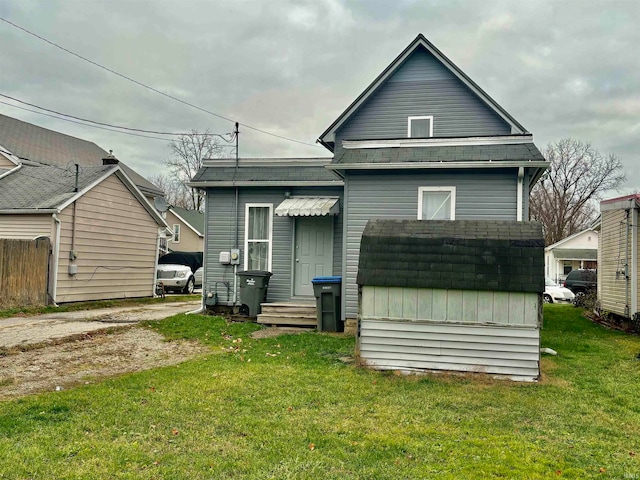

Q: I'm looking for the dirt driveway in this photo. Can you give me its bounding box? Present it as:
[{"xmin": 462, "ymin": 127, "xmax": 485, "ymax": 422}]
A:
[{"xmin": 0, "ymin": 300, "xmax": 209, "ymax": 399}]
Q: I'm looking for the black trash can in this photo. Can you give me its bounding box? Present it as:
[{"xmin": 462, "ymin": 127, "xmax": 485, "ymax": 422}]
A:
[
  {"xmin": 237, "ymin": 270, "xmax": 272, "ymax": 317},
  {"xmin": 312, "ymin": 276, "xmax": 343, "ymax": 332}
]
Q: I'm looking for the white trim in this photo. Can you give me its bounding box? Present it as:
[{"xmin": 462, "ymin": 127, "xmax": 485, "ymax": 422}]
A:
[
  {"xmin": 169, "ymin": 208, "xmax": 203, "ymax": 237},
  {"xmin": 326, "ymin": 160, "xmax": 548, "ymax": 171},
  {"xmin": 408, "ymin": 116, "xmax": 433, "ymax": 138},
  {"xmin": 417, "ymin": 186, "xmax": 456, "ymax": 220},
  {"xmin": 517, "ymin": 167, "xmax": 524, "ymax": 222},
  {"xmin": 51, "ymin": 213, "xmax": 61, "ymax": 304},
  {"xmin": 244, "ymin": 203, "xmax": 273, "ymax": 271},
  {"xmin": 172, "ymin": 224, "xmax": 181, "ymax": 243},
  {"xmin": 632, "ymin": 206, "xmax": 638, "ymax": 316},
  {"xmin": 343, "ymin": 134, "xmax": 534, "ymax": 149},
  {"xmin": 0, "ymin": 144, "xmax": 20, "ymax": 166},
  {"xmin": 0, "ymin": 164, "xmax": 21, "ymax": 181}
]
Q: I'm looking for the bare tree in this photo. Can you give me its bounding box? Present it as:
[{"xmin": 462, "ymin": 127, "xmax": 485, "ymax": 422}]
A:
[
  {"xmin": 165, "ymin": 130, "xmax": 223, "ymax": 211},
  {"xmin": 147, "ymin": 173, "xmax": 192, "ymax": 209},
  {"xmin": 530, "ymin": 138, "xmax": 626, "ymax": 245}
]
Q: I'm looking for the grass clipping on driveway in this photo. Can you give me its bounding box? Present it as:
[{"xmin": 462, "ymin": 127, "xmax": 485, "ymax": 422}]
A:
[{"xmin": 0, "ymin": 305, "xmax": 639, "ymax": 479}]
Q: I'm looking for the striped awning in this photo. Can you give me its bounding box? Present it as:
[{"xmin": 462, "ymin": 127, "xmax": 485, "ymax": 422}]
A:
[{"xmin": 275, "ymin": 197, "xmax": 340, "ymax": 216}]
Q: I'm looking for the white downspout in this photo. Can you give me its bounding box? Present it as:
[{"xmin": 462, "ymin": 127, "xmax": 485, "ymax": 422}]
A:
[
  {"xmin": 51, "ymin": 213, "xmax": 61, "ymax": 305},
  {"xmin": 516, "ymin": 167, "xmax": 524, "ymax": 222},
  {"xmin": 153, "ymin": 227, "xmax": 162, "ymax": 297},
  {"xmin": 632, "ymin": 205, "xmax": 638, "ymax": 317}
]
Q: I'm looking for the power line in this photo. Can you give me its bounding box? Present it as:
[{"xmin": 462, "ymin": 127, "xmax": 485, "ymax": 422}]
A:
[
  {"xmin": 0, "ymin": 93, "xmax": 235, "ymax": 139},
  {"xmin": 0, "ymin": 16, "xmax": 322, "ymax": 149}
]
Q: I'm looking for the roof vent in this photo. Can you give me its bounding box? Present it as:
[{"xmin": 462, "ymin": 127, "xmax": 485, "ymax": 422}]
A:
[{"xmin": 102, "ymin": 150, "xmax": 119, "ymax": 165}]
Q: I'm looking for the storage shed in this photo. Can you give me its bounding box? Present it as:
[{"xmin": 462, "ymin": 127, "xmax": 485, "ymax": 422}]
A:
[{"xmin": 356, "ymin": 219, "xmax": 544, "ymax": 382}]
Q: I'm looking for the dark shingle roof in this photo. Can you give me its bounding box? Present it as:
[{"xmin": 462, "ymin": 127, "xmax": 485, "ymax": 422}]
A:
[
  {"xmin": 192, "ymin": 165, "xmax": 342, "ymax": 183},
  {"xmin": 334, "ymin": 143, "xmax": 544, "ymax": 165},
  {"xmin": 0, "ymin": 114, "xmax": 162, "ymax": 196},
  {"xmin": 169, "ymin": 206, "xmax": 204, "ymax": 236},
  {"xmin": 357, "ymin": 219, "xmax": 544, "ymax": 293},
  {"xmin": 0, "ymin": 164, "xmax": 113, "ymax": 210}
]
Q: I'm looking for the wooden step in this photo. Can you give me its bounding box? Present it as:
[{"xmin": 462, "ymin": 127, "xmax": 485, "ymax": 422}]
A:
[
  {"xmin": 260, "ymin": 302, "xmax": 316, "ymax": 315},
  {"xmin": 257, "ymin": 313, "xmax": 317, "ymax": 327}
]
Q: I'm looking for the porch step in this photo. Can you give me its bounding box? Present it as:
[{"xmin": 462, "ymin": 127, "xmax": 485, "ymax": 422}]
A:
[{"xmin": 257, "ymin": 302, "xmax": 317, "ymax": 327}]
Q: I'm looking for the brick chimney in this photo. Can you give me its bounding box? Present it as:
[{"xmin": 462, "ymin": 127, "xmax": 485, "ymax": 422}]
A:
[{"xmin": 102, "ymin": 150, "xmax": 119, "ymax": 165}]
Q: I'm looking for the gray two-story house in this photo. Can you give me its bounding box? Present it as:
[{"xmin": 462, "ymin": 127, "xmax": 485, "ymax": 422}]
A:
[{"xmin": 191, "ymin": 34, "xmax": 547, "ymax": 326}]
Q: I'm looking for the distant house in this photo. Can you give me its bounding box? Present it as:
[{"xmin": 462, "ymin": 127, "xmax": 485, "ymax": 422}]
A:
[
  {"xmin": 166, "ymin": 206, "xmax": 204, "ymax": 253},
  {"xmin": 0, "ymin": 116, "xmax": 169, "ymax": 304},
  {"xmin": 598, "ymin": 194, "xmax": 639, "ymax": 321},
  {"xmin": 545, "ymin": 229, "xmax": 598, "ymax": 283}
]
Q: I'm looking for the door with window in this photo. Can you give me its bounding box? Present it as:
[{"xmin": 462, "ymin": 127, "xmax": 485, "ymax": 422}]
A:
[{"xmin": 294, "ymin": 216, "xmax": 333, "ymax": 296}]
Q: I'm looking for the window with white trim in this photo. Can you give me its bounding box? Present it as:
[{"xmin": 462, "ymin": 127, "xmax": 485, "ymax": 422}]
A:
[
  {"xmin": 245, "ymin": 204, "xmax": 273, "ymax": 271},
  {"xmin": 408, "ymin": 115, "xmax": 433, "ymax": 138},
  {"xmin": 418, "ymin": 187, "xmax": 456, "ymax": 220},
  {"xmin": 172, "ymin": 224, "xmax": 180, "ymax": 243}
]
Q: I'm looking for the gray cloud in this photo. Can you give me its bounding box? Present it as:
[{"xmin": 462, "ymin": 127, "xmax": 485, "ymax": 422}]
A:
[{"xmin": 0, "ymin": 0, "xmax": 637, "ymax": 193}]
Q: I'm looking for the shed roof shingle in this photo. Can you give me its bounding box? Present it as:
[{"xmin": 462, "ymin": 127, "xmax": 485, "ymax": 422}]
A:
[
  {"xmin": 357, "ymin": 219, "xmax": 544, "ymax": 293},
  {"xmin": 192, "ymin": 165, "xmax": 342, "ymax": 183}
]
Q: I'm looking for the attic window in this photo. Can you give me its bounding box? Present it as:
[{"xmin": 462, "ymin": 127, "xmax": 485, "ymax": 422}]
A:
[{"xmin": 408, "ymin": 116, "xmax": 433, "ymax": 138}]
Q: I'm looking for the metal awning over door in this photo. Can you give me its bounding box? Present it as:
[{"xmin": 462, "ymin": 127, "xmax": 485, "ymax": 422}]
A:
[{"xmin": 275, "ymin": 197, "xmax": 339, "ymax": 217}]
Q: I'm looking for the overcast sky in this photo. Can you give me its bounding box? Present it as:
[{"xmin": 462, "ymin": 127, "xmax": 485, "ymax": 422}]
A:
[{"xmin": 0, "ymin": 0, "xmax": 638, "ymax": 193}]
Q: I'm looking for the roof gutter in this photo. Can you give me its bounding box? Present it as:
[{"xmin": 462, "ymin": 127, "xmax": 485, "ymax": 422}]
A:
[
  {"xmin": 0, "ymin": 208, "xmax": 59, "ymax": 214},
  {"xmin": 325, "ymin": 160, "xmax": 549, "ymax": 171}
]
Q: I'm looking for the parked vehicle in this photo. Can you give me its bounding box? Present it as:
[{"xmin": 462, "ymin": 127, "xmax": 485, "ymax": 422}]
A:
[
  {"xmin": 563, "ymin": 269, "xmax": 597, "ymax": 297},
  {"xmin": 156, "ymin": 252, "xmax": 203, "ymax": 294},
  {"xmin": 544, "ymin": 277, "xmax": 575, "ymax": 304}
]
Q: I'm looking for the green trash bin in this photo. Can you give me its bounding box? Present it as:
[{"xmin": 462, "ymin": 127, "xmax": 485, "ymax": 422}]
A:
[
  {"xmin": 312, "ymin": 276, "xmax": 343, "ymax": 332},
  {"xmin": 237, "ymin": 270, "xmax": 272, "ymax": 317}
]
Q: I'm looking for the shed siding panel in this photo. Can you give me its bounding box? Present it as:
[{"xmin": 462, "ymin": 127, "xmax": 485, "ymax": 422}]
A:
[
  {"xmin": 362, "ymin": 286, "xmax": 540, "ymax": 326},
  {"xmin": 345, "ymin": 169, "xmax": 517, "ymax": 318},
  {"xmin": 334, "ymin": 49, "xmax": 511, "ymax": 155},
  {"xmin": 599, "ymin": 209, "xmax": 630, "ymax": 317},
  {"xmin": 56, "ymin": 174, "xmax": 158, "ymax": 303},
  {"xmin": 166, "ymin": 210, "xmax": 203, "ymax": 252},
  {"xmin": 204, "ymin": 187, "xmax": 343, "ymax": 305},
  {"xmin": 359, "ymin": 319, "xmax": 540, "ymax": 381},
  {"xmin": 0, "ymin": 215, "xmax": 53, "ymax": 239}
]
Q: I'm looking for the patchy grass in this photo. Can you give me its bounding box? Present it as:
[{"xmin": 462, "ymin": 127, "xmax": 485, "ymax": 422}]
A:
[
  {"xmin": 0, "ymin": 305, "xmax": 638, "ymax": 479},
  {"xmin": 0, "ymin": 294, "xmax": 198, "ymax": 319}
]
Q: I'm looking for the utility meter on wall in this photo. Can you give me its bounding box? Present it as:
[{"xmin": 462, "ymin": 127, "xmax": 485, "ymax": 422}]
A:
[{"xmin": 230, "ymin": 248, "xmax": 240, "ymax": 265}]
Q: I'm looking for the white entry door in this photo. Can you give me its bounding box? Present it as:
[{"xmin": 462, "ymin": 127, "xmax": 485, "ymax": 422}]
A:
[{"xmin": 294, "ymin": 216, "xmax": 333, "ymax": 296}]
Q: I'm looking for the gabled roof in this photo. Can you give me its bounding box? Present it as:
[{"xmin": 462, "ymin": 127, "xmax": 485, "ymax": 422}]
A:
[
  {"xmin": 0, "ymin": 114, "xmax": 163, "ymax": 197},
  {"xmin": 318, "ymin": 34, "xmax": 527, "ymax": 151},
  {"xmin": 600, "ymin": 193, "xmax": 640, "ymax": 211},
  {"xmin": 168, "ymin": 206, "xmax": 204, "ymax": 237},
  {"xmin": 0, "ymin": 163, "xmax": 168, "ymax": 227},
  {"xmin": 545, "ymin": 228, "xmax": 597, "ymax": 251}
]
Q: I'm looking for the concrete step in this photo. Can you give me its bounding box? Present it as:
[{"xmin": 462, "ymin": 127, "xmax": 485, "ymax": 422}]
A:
[{"xmin": 256, "ymin": 313, "xmax": 317, "ymax": 327}]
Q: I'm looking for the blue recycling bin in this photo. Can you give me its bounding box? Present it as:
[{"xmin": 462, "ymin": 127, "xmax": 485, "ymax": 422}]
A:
[{"xmin": 312, "ymin": 276, "xmax": 343, "ymax": 332}]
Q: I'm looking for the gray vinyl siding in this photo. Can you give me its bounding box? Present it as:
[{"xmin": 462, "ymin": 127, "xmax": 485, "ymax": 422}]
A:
[
  {"xmin": 343, "ymin": 169, "xmax": 518, "ymax": 319},
  {"xmin": 204, "ymin": 186, "xmax": 343, "ymax": 305},
  {"xmin": 334, "ymin": 48, "xmax": 511, "ymax": 155}
]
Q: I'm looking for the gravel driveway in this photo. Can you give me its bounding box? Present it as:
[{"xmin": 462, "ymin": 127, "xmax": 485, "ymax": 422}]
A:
[{"xmin": 0, "ymin": 300, "xmax": 209, "ymax": 399}]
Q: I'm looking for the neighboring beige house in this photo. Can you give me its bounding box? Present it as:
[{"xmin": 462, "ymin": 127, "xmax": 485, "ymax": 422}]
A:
[
  {"xmin": 0, "ymin": 156, "xmax": 168, "ymax": 304},
  {"xmin": 545, "ymin": 229, "xmax": 598, "ymax": 283},
  {"xmin": 166, "ymin": 206, "xmax": 204, "ymax": 252},
  {"xmin": 598, "ymin": 194, "xmax": 639, "ymax": 320}
]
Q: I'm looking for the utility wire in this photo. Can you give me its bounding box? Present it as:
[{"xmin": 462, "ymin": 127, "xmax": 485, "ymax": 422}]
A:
[
  {"xmin": 0, "ymin": 93, "xmax": 235, "ymax": 139},
  {"xmin": 0, "ymin": 16, "xmax": 322, "ymax": 148}
]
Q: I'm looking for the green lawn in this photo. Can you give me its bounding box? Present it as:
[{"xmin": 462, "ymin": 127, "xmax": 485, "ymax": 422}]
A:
[{"xmin": 0, "ymin": 305, "xmax": 638, "ymax": 479}]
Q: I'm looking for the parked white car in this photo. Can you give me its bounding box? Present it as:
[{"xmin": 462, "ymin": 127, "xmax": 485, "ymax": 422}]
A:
[
  {"xmin": 544, "ymin": 277, "xmax": 575, "ymax": 304},
  {"xmin": 156, "ymin": 264, "xmax": 203, "ymax": 294}
]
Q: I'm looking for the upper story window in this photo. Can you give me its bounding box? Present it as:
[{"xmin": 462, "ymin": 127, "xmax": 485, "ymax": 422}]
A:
[
  {"xmin": 418, "ymin": 187, "xmax": 456, "ymax": 220},
  {"xmin": 408, "ymin": 115, "xmax": 433, "ymax": 138},
  {"xmin": 245, "ymin": 204, "xmax": 273, "ymax": 271},
  {"xmin": 173, "ymin": 224, "xmax": 180, "ymax": 243}
]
